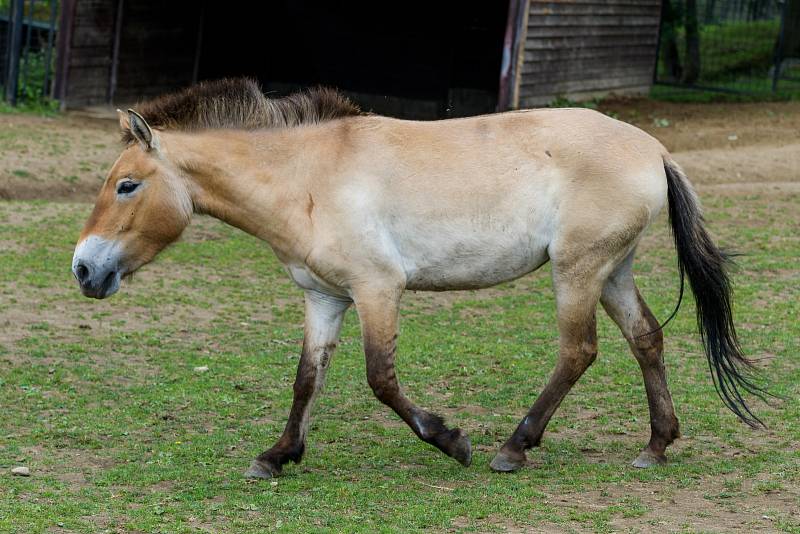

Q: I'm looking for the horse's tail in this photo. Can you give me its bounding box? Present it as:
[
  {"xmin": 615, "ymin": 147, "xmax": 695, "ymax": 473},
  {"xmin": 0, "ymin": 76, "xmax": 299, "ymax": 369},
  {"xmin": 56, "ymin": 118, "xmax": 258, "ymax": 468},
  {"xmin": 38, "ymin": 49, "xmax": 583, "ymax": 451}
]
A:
[{"xmin": 663, "ymin": 157, "xmax": 767, "ymax": 428}]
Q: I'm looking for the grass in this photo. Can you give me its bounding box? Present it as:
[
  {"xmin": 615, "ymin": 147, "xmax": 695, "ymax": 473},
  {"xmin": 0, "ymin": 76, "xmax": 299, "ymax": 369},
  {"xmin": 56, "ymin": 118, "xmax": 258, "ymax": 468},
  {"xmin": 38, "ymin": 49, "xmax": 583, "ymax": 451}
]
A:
[
  {"xmin": 650, "ymin": 83, "xmax": 800, "ymax": 103},
  {"xmin": 0, "ymin": 191, "xmax": 798, "ymax": 532}
]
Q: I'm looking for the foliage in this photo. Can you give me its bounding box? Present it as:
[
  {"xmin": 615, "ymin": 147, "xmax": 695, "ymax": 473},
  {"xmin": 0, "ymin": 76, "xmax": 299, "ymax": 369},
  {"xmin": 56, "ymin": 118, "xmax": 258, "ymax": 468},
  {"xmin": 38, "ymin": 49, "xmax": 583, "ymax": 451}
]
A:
[
  {"xmin": 0, "ymin": 0, "xmax": 58, "ymax": 23},
  {"xmin": 0, "ymin": 97, "xmax": 58, "ymax": 115},
  {"xmin": 657, "ymin": 18, "xmax": 783, "ymax": 87},
  {"xmin": 694, "ymin": 19, "xmax": 782, "ymax": 81},
  {"xmin": 1, "ymin": 50, "xmax": 59, "ymax": 112}
]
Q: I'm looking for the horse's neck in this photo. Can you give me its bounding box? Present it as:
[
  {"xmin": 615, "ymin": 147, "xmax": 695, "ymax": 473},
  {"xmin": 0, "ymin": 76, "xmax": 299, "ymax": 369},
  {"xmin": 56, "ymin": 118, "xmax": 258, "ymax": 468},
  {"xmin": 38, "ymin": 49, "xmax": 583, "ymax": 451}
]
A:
[{"xmin": 168, "ymin": 129, "xmax": 313, "ymax": 260}]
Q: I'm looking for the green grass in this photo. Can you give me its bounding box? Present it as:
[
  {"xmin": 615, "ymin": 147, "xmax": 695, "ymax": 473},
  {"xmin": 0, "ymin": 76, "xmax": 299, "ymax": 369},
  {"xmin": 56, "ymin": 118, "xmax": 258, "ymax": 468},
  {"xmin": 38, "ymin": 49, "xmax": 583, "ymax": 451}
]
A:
[
  {"xmin": 0, "ymin": 194, "xmax": 798, "ymax": 533},
  {"xmin": 0, "ymin": 98, "xmax": 59, "ymax": 116},
  {"xmin": 650, "ymin": 83, "xmax": 800, "ymax": 103}
]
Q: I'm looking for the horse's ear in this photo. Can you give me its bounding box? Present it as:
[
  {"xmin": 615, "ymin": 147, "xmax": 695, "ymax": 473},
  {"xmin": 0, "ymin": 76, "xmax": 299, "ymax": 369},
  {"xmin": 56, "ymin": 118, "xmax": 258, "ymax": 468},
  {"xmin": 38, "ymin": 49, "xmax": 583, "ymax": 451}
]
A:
[
  {"xmin": 127, "ymin": 109, "xmax": 157, "ymax": 151},
  {"xmin": 117, "ymin": 108, "xmax": 130, "ymax": 131}
]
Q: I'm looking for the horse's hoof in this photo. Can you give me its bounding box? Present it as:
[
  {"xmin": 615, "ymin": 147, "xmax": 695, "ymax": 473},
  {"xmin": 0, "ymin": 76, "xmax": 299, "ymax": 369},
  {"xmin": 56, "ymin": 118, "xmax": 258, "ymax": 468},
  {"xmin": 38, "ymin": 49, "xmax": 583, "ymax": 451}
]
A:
[
  {"xmin": 631, "ymin": 450, "xmax": 667, "ymax": 469},
  {"xmin": 490, "ymin": 450, "xmax": 525, "ymax": 472},
  {"xmin": 450, "ymin": 429, "xmax": 472, "ymax": 467},
  {"xmin": 244, "ymin": 459, "xmax": 279, "ymax": 479}
]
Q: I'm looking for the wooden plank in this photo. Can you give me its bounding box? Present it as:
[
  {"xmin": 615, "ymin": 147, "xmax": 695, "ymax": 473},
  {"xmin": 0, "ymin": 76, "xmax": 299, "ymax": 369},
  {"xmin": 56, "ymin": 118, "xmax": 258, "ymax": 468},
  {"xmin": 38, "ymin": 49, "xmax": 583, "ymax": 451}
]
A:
[
  {"xmin": 528, "ymin": 14, "xmax": 660, "ymax": 27},
  {"xmin": 524, "ymin": 44, "xmax": 655, "ymax": 62},
  {"xmin": 522, "ymin": 56, "xmax": 654, "ymax": 77},
  {"xmin": 527, "ymin": 24, "xmax": 657, "ymax": 38},
  {"xmin": 67, "ymin": 53, "xmax": 113, "ymax": 68},
  {"xmin": 533, "ymin": 0, "xmax": 660, "ymax": 5},
  {"xmin": 530, "ymin": 3, "xmax": 659, "ymax": 16},
  {"xmin": 71, "ymin": 27, "xmax": 113, "ymax": 48},
  {"xmin": 521, "ymin": 66, "xmax": 652, "ymax": 88},
  {"xmin": 73, "ymin": 13, "xmax": 115, "ymax": 26},
  {"xmin": 520, "ymin": 74, "xmax": 653, "ymax": 97},
  {"xmin": 523, "ymin": 57, "xmax": 655, "ymax": 75},
  {"xmin": 66, "ymin": 72, "xmax": 112, "ymax": 93},
  {"xmin": 526, "ymin": 33, "xmax": 657, "ymax": 50}
]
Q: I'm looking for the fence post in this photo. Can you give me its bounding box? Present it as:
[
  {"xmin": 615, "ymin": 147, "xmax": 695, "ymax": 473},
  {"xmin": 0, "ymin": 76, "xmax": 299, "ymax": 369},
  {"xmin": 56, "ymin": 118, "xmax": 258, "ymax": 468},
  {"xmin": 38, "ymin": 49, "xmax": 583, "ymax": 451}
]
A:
[
  {"xmin": 42, "ymin": 0, "xmax": 58, "ymax": 98},
  {"xmin": 21, "ymin": 0, "xmax": 38, "ymax": 99},
  {"xmin": 4, "ymin": 0, "xmax": 25, "ymax": 105}
]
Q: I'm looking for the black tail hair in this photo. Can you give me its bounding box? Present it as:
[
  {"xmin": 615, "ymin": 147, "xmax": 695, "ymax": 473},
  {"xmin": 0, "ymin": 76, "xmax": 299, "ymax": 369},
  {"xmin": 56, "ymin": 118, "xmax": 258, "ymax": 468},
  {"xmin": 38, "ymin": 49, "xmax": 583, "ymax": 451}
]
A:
[{"xmin": 664, "ymin": 158, "xmax": 768, "ymax": 428}]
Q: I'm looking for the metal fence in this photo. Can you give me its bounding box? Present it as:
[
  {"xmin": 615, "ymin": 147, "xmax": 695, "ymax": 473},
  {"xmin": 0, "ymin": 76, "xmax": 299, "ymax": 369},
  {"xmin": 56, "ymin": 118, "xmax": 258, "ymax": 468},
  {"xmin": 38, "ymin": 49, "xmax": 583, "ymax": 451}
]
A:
[
  {"xmin": 1, "ymin": 0, "xmax": 58, "ymax": 105},
  {"xmin": 655, "ymin": 0, "xmax": 800, "ymax": 94}
]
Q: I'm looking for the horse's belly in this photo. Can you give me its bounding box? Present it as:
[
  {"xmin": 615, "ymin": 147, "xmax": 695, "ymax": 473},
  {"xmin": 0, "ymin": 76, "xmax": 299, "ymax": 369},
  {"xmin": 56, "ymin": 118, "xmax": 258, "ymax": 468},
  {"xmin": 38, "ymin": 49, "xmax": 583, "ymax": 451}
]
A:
[{"xmin": 400, "ymin": 232, "xmax": 550, "ymax": 291}]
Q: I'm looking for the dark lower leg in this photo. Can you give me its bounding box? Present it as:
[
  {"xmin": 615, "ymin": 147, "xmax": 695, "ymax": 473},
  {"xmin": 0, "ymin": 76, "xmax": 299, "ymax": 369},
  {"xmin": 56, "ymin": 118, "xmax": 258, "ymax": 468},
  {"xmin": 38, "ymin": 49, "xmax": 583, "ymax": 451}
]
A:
[
  {"xmin": 366, "ymin": 337, "xmax": 472, "ymax": 466},
  {"xmin": 248, "ymin": 345, "xmax": 329, "ymax": 476},
  {"xmin": 602, "ymin": 277, "xmax": 680, "ymax": 467},
  {"xmin": 630, "ymin": 298, "xmax": 680, "ymax": 466},
  {"xmin": 492, "ymin": 313, "xmax": 598, "ymax": 472},
  {"xmin": 245, "ymin": 291, "xmax": 349, "ymax": 479}
]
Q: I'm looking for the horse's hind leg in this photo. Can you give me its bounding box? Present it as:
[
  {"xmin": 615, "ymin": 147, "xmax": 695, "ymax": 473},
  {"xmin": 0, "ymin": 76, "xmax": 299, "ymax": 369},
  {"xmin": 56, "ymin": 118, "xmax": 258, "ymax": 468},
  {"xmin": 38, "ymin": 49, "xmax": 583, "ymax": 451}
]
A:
[
  {"xmin": 600, "ymin": 254, "xmax": 680, "ymax": 467},
  {"xmin": 491, "ymin": 266, "xmax": 602, "ymax": 472}
]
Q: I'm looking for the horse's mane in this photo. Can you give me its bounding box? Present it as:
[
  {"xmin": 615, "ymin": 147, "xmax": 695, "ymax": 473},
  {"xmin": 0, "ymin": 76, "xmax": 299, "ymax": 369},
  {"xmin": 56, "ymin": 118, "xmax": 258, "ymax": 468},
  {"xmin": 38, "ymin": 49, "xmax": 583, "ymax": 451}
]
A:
[{"xmin": 121, "ymin": 78, "xmax": 362, "ymax": 144}]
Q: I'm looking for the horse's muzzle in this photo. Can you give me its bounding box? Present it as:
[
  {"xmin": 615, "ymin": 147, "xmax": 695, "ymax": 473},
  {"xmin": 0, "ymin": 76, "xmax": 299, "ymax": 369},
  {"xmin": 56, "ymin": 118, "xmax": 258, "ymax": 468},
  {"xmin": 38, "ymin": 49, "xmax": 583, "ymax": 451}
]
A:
[{"xmin": 72, "ymin": 235, "xmax": 123, "ymax": 299}]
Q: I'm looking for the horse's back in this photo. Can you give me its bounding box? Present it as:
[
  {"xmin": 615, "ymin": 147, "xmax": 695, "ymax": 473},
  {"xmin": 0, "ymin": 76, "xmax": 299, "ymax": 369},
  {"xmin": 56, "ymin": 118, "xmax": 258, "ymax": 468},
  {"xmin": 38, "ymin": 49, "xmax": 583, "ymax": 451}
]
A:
[{"xmin": 311, "ymin": 109, "xmax": 669, "ymax": 291}]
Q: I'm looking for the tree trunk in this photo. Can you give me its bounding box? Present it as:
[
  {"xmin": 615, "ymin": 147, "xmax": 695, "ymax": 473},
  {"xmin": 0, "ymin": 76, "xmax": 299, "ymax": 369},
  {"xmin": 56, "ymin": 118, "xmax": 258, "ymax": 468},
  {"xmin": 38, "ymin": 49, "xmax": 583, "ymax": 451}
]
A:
[
  {"xmin": 683, "ymin": 0, "xmax": 701, "ymax": 84},
  {"xmin": 704, "ymin": 0, "xmax": 717, "ymax": 23},
  {"xmin": 778, "ymin": 0, "xmax": 800, "ymax": 60},
  {"xmin": 661, "ymin": 0, "xmax": 683, "ymax": 81}
]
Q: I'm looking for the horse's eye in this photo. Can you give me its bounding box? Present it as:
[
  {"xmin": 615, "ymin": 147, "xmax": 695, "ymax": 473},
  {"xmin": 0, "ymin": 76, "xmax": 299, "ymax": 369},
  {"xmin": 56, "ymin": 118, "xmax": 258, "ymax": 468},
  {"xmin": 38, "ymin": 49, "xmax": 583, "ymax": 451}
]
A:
[{"xmin": 117, "ymin": 181, "xmax": 139, "ymax": 195}]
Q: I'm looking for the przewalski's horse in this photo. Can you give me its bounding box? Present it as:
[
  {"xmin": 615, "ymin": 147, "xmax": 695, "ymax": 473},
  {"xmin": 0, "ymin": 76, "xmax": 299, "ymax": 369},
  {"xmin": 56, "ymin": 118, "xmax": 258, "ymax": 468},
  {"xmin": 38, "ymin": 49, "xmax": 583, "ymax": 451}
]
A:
[{"xmin": 72, "ymin": 79, "xmax": 764, "ymax": 478}]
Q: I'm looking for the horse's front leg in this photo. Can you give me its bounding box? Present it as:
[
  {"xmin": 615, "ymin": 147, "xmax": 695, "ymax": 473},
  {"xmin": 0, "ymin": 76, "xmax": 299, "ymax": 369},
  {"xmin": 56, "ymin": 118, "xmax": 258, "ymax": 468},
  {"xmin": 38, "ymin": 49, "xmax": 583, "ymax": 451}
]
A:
[
  {"xmin": 353, "ymin": 285, "xmax": 472, "ymax": 466},
  {"xmin": 245, "ymin": 290, "xmax": 351, "ymax": 479}
]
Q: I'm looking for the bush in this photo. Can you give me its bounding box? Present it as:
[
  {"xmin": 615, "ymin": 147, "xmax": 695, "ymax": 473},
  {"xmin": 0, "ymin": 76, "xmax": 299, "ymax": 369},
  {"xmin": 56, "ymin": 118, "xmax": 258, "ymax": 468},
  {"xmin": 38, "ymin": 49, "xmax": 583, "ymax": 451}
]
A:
[{"xmin": 696, "ymin": 19, "xmax": 781, "ymax": 81}]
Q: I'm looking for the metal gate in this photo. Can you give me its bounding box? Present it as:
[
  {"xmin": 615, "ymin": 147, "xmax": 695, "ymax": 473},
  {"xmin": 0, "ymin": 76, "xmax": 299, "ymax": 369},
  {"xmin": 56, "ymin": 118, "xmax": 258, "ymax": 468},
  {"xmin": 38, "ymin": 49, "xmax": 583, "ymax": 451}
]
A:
[
  {"xmin": 654, "ymin": 0, "xmax": 800, "ymax": 95},
  {"xmin": 1, "ymin": 0, "xmax": 59, "ymax": 105}
]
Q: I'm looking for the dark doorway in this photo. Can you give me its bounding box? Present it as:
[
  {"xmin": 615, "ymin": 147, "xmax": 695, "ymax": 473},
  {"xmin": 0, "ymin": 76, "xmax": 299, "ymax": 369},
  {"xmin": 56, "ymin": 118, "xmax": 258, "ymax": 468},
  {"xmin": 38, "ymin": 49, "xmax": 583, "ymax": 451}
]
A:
[{"xmin": 197, "ymin": 0, "xmax": 508, "ymax": 118}]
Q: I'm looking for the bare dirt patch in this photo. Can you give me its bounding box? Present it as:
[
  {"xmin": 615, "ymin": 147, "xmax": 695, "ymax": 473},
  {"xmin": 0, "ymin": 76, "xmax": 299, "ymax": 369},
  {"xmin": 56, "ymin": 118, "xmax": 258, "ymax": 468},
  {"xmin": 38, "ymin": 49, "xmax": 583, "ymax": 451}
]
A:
[
  {"xmin": 674, "ymin": 144, "xmax": 799, "ymax": 186},
  {"xmin": 599, "ymin": 99, "xmax": 800, "ymax": 153},
  {"xmin": 0, "ymin": 112, "xmax": 118, "ymax": 202}
]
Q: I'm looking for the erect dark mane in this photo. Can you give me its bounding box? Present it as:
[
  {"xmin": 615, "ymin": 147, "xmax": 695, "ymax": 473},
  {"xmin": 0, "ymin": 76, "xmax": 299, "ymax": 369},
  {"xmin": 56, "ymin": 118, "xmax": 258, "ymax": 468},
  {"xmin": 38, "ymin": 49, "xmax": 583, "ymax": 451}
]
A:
[{"xmin": 121, "ymin": 78, "xmax": 361, "ymax": 144}]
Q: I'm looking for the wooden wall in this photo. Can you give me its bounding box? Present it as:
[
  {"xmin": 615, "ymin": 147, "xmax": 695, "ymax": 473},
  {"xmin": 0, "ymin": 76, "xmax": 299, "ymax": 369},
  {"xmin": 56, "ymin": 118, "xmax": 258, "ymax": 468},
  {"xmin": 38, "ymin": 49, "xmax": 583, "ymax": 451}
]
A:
[
  {"xmin": 59, "ymin": 0, "xmax": 198, "ymax": 108},
  {"xmin": 61, "ymin": 0, "xmax": 115, "ymax": 106},
  {"xmin": 113, "ymin": 0, "xmax": 199, "ymax": 104},
  {"xmin": 516, "ymin": 0, "xmax": 662, "ymax": 107}
]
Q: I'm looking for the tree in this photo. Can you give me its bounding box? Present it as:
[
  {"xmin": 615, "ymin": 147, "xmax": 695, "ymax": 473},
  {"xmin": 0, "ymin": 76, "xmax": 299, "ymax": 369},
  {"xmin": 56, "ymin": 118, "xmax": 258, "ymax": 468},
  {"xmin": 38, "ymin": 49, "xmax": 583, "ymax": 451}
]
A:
[
  {"xmin": 777, "ymin": 0, "xmax": 800, "ymax": 61},
  {"xmin": 683, "ymin": 0, "xmax": 702, "ymax": 84},
  {"xmin": 661, "ymin": 0, "xmax": 684, "ymax": 81}
]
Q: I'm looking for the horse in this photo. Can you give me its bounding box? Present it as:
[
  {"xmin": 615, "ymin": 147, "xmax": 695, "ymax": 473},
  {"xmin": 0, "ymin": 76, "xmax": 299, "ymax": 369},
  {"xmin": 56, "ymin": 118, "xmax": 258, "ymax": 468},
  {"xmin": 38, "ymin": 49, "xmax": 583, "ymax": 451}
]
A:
[{"xmin": 71, "ymin": 78, "xmax": 764, "ymax": 479}]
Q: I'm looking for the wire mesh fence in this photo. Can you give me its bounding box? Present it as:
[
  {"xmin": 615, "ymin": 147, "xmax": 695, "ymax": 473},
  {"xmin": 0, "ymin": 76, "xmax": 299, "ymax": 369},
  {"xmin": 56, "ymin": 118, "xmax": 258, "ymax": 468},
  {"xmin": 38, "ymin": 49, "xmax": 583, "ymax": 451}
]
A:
[
  {"xmin": 1, "ymin": 0, "xmax": 59, "ymax": 106},
  {"xmin": 655, "ymin": 0, "xmax": 800, "ymax": 95}
]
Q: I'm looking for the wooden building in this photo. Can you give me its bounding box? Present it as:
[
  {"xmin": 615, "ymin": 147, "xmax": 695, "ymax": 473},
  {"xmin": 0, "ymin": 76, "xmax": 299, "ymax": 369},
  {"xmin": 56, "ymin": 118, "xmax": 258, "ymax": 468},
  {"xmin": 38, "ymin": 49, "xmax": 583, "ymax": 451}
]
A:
[{"xmin": 55, "ymin": 0, "xmax": 662, "ymax": 117}]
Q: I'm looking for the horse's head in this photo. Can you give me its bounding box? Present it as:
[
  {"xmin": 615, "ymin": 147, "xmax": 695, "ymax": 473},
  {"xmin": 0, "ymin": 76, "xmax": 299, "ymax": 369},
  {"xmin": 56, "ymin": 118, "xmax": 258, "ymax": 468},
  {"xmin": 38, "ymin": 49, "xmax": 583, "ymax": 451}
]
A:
[{"xmin": 72, "ymin": 110, "xmax": 192, "ymax": 298}]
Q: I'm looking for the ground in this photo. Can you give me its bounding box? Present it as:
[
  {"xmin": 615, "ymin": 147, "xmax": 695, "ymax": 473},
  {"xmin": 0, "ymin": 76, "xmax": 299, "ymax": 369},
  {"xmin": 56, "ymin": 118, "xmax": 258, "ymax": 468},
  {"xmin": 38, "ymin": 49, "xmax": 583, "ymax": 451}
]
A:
[{"xmin": 0, "ymin": 100, "xmax": 798, "ymax": 533}]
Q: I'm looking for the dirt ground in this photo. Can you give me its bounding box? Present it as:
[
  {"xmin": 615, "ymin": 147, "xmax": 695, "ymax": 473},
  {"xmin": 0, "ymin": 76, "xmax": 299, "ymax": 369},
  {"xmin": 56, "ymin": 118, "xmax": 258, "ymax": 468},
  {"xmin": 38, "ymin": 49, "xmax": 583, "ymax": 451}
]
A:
[{"xmin": 1, "ymin": 99, "xmax": 799, "ymax": 202}]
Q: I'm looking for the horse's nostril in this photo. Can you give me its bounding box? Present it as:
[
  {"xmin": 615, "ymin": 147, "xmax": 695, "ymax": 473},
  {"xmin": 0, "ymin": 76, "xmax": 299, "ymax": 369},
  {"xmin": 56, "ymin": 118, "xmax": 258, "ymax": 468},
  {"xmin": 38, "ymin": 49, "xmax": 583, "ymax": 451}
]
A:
[{"xmin": 75, "ymin": 262, "xmax": 90, "ymax": 284}]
